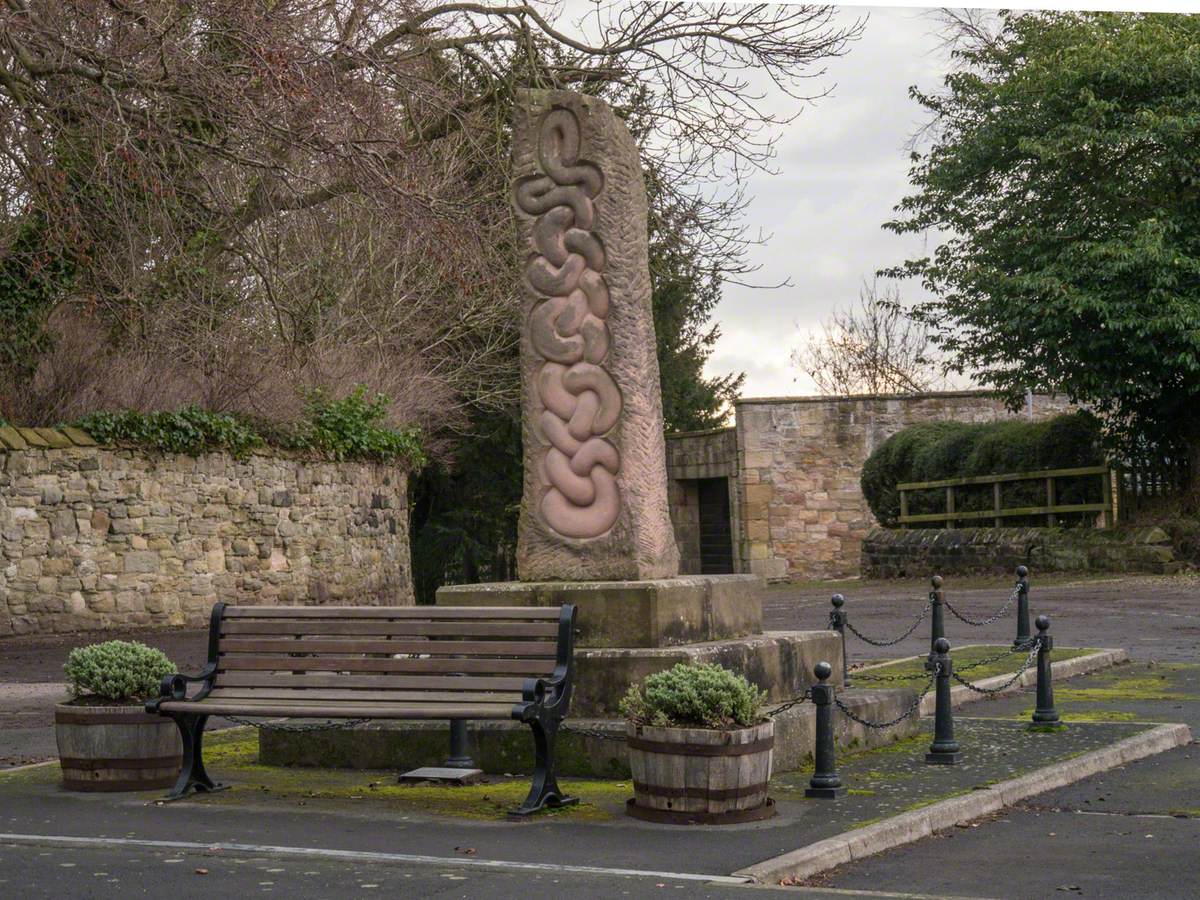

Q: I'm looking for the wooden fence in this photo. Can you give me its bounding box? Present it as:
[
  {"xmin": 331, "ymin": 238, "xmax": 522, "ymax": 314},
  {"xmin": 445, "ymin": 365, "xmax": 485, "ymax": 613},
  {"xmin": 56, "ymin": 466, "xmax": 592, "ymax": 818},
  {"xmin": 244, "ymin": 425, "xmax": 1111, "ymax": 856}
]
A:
[{"xmin": 897, "ymin": 465, "xmax": 1114, "ymax": 529}]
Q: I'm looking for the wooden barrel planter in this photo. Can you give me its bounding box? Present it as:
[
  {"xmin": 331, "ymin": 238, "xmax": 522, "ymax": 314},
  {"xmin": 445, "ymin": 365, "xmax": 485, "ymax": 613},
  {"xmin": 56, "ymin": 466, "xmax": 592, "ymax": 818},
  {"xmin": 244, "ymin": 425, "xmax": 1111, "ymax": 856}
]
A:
[
  {"xmin": 55, "ymin": 704, "xmax": 182, "ymax": 792},
  {"xmin": 625, "ymin": 720, "xmax": 776, "ymax": 824}
]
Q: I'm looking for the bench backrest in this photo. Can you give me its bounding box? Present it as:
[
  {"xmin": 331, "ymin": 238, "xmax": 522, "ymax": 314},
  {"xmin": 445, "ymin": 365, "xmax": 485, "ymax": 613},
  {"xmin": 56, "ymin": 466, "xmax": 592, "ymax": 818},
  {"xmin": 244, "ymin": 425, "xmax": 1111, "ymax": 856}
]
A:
[{"xmin": 203, "ymin": 604, "xmax": 574, "ymax": 706}]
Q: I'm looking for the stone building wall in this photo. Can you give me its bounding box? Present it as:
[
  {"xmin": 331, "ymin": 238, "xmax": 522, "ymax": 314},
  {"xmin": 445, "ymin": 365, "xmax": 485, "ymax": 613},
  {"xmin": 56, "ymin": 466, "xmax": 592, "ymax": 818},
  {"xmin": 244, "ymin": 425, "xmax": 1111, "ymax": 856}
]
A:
[
  {"xmin": 735, "ymin": 392, "xmax": 1074, "ymax": 580},
  {"xmin": 0, "ymin": 429, "xmax": 412, "ymax": 636},
  {"xmin": 664, "ymin": 427, "xmax": 738, "ymax": 575}
]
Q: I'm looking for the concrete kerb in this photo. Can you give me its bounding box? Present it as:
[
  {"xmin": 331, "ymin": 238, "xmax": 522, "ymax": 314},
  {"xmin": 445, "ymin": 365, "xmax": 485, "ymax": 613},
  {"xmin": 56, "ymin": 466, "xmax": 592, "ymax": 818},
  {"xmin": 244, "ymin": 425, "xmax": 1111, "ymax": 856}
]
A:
[
  {"xmin": 733, "ymin": 721, "xmax": 1191, "ymax": 885},
  {"xmin": 854, "ymin": 646, "xmax": 1129, "ymax": 716}
]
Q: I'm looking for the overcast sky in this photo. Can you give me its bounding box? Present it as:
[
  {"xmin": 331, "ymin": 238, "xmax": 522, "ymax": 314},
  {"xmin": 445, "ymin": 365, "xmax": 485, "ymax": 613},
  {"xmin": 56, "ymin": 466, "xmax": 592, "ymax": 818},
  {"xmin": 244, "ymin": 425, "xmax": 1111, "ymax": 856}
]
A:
[
  {"xmin": 701, "ymin": 4, "xmax": 952, "ymax": 398},
  {"xmin": 553, "ymin": 3, "xmax": 969, "ymax": 397}
]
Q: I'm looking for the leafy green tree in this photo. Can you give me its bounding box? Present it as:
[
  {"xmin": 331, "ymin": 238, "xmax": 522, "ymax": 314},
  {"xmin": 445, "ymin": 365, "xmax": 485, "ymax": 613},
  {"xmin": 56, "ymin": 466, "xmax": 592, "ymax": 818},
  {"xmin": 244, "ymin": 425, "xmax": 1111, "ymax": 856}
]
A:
[{"xmin": 884, "ymin": 12, "xmax": 1200, "ymax": 509}]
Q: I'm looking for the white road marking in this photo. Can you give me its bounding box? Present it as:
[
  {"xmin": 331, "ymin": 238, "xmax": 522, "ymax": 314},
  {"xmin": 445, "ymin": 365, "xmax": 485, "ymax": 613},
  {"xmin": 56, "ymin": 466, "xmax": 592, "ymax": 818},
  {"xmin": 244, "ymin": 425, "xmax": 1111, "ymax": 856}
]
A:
[{"xmin": 0, "ymin": 833, "xmax": 753, "ymax": 885}]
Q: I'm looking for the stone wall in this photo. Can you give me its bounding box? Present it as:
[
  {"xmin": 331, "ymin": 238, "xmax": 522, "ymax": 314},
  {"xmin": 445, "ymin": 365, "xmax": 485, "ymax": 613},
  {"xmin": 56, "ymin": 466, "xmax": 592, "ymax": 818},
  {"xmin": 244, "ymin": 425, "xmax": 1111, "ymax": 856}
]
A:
[
  {"xmin": 0, "ymin": 429, "xmax": 412, "ymax": 636},
  {"xmin": 862, "ymin": 526, "xmax": 1178, "ymax": 578},
  {"xmin": 735, "ymin": 392, "xmax": 1074, "ymax": 580}
]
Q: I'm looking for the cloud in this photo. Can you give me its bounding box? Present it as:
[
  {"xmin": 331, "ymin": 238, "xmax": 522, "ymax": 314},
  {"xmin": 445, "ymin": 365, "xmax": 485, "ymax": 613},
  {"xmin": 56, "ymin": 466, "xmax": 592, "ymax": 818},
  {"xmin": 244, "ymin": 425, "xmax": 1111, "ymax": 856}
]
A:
[{"xmin": 704, "ymin": 5, "xmax": 951, "ymax": 397}]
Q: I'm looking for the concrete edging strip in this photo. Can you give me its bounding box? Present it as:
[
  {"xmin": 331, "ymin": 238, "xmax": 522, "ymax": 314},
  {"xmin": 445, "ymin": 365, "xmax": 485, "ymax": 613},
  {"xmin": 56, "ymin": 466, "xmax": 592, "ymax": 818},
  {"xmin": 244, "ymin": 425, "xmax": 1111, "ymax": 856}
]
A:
[
  {"xmin": 735, "ymin": 721, "xmax": 1191, "ymax": 885},
  {"xmin": 918, "ymin": 647, "xmax": 1128, "ymax": 716}
]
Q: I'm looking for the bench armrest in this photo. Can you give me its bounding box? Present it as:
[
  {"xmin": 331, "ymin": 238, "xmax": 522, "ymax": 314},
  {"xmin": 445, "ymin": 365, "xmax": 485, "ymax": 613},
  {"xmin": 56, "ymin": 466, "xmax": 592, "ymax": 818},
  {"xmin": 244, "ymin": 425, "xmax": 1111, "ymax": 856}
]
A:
[
  {"xmin": 146, "ymin": 602, "xmax": 226, "ymax": 714},
  {"xmin": 514, "ymin": 604, "xmax": 577, "ymax": 722},
  {"xmin": 145, "ymin": 665, "xmax": 216, "ymax": 713}
]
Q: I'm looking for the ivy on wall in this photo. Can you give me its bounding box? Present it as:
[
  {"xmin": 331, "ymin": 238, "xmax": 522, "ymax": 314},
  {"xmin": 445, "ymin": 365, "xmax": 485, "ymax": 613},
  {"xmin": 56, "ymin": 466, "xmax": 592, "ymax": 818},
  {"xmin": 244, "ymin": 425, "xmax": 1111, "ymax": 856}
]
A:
[{"xmin": 72, "ymin": 387, "xmax": 424, "ymax": 466}]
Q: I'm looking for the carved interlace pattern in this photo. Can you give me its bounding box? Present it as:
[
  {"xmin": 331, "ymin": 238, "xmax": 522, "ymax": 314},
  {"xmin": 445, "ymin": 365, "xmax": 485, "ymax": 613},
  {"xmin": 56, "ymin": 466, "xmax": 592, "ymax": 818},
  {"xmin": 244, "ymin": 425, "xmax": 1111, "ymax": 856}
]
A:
[{"xmin": 515, "ymin": 108, "xmax": 622, "ymax": 539}]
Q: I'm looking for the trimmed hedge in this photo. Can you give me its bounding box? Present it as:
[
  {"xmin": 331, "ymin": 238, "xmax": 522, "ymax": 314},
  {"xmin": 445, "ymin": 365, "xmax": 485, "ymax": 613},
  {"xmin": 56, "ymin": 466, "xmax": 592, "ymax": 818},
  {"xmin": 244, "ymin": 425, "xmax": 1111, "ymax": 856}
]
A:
[{"xmin": 862, "ymin": 411, "xmax": 1104, "ymax": 527}]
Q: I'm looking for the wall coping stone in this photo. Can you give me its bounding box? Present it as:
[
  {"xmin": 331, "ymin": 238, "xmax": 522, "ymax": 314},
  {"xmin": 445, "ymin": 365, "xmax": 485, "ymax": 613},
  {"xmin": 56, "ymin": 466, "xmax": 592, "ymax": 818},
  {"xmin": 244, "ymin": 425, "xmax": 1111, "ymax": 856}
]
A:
[{"xmin": 734, "ymin": 389, "xmax": 1068, "ymax": 407}]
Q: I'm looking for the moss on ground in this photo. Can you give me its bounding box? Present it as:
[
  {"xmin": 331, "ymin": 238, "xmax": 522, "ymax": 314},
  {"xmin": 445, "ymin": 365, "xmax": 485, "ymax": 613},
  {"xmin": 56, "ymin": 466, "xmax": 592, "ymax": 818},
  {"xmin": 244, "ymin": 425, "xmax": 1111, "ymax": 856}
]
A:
[
  {"xmin": 850, "ymin": 645, "xmax": 1095, "ymax": 691},
  {"xmin": 198, "ymin": 731, "xmax": 622, "ymax": 821},
  {"xmin": 0, "ymin": 729, "xmax": 623, "ymax": 822},
  {"xmin": 1054, "ymin": 675, "xmax": 1192, "ymax": 704}
]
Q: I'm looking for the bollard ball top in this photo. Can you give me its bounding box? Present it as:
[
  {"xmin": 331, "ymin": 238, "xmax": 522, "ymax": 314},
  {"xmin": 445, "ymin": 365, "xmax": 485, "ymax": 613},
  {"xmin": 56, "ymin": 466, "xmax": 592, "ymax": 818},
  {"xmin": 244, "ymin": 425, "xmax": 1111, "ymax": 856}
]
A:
[
  {"xmin": 931, "ymin": 574, "xmax": 943, "ymax": 588},
  {"xmin": 1036, "ymin": 614, "xmax": 1050, "ymax": 631},
  {"xmin": 814, "ymin": 661, "xmax": 833, "ymax": 681},
  {"xmin": 831, "ymin": 594, "xmax": 845, "ymax": 608},
  {"xmin": 934, "ymin": 637, "xmax": 951, "ymax": 654},
  {"xmin": 1016, "ymin": 565, "xmax": 1028, "ymax": 578}
]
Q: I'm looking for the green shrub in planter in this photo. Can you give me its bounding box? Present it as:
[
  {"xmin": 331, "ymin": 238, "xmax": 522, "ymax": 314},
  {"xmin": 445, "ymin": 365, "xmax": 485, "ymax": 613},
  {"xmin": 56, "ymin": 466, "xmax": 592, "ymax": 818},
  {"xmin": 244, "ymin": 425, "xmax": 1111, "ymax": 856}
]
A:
[
  {"xmin": 63, "ymin": 641, "xmax": 176, "ymax": 703},
  {"xmin": 620, "ymin": 663, "xmax": 767, "ymax": 730}
]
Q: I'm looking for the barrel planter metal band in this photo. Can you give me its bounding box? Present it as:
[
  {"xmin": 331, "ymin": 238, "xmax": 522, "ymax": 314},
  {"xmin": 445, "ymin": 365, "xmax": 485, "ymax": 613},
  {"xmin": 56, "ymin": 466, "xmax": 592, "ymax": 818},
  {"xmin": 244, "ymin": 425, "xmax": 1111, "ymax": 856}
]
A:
[
  {"xmin": 626, "ymin": 720, "xmax": 775, "ymax": 825},
  {"xmin": 633, "ymin": 780, "xmax": 770, "ymax": 801},
  {"xmin": 625, "ymin": 797, "xmax": 778, "ymax": 825},
  {"xmin": 626, "ymin": 736, "xmax": 774, "ymax": 757},
  {"xmin": 55, "ymin": 704, "xmax": 182, "ymax": 792}
]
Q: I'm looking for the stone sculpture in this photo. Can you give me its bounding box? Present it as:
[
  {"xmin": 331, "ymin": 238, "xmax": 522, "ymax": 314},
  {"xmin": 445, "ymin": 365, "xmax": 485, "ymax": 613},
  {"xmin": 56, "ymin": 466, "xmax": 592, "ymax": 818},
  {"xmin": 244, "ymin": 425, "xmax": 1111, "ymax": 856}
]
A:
[{"xmin": 512, "ymin": 90, "xmax": 679, "ymax": 581}]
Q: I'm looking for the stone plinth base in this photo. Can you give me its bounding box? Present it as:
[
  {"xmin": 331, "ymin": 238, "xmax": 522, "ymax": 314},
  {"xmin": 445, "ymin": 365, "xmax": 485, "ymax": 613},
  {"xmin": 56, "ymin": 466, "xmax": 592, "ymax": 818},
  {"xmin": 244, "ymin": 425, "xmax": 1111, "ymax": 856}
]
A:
[
  {"xmin": 257, "ymin": 688, "xmax": 920, "ymax": 777},
  {"xmin": 436, "ymin": 575, "xmax": 763, "ymax": 648},
  {"xmin": 573, "ymin": 631, "xmax": 840, "ymax": 717}
]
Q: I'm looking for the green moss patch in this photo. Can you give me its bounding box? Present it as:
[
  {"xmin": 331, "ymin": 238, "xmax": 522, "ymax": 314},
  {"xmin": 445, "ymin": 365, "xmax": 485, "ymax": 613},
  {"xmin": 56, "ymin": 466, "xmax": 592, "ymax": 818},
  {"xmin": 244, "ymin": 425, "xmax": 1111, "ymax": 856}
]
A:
[
  {"xmin": 851, "ymin": 645, "xmax": 1095, "ymax": 691},
  {"xmin": 188, "ymin": 729, "xmax": 619, "ymax": 821},
  {"xmin": 1054, "ymin": 676, "xmax": 1192, "ymax": 704}
]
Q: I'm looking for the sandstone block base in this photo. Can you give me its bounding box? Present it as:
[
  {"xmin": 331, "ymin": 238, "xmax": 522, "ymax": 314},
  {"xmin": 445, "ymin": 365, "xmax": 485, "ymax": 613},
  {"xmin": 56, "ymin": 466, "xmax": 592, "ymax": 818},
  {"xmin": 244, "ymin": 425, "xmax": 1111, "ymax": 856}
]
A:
[
  {"xmin": 257, "ymin": 687, "xmax": 919, "ymax": 777},
  {"xmin": 436, "ymin": 575, "xmax": 762, "ymax": 649},
  {"xmin": 572, "ymin": 631, "xmax": 840, "ymax": 717}
]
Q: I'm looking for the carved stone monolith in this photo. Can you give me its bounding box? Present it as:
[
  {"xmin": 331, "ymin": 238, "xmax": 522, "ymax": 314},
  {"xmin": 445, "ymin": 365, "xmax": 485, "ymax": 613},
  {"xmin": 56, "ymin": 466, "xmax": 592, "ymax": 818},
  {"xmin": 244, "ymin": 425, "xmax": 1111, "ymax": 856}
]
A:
[{"xmin": 512, "ymin": 89, "xmax": 679, "ymax": 581}]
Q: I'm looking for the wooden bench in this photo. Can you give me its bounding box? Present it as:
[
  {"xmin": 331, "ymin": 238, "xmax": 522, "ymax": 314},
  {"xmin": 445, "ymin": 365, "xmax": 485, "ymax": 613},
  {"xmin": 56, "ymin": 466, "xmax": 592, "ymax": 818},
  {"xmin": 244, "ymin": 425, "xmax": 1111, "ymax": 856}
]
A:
[{"xmin": 146, "ymin": 602, "xmax": 578, "ymax": 816}]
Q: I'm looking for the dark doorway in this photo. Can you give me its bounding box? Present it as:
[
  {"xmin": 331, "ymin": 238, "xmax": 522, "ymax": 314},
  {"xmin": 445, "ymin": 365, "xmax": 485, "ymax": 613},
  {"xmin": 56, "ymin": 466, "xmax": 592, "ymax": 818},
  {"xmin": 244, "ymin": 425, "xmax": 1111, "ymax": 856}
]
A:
[{"xmin": 697, "ymin": 478, "xmax": 734, "ymax": 574}]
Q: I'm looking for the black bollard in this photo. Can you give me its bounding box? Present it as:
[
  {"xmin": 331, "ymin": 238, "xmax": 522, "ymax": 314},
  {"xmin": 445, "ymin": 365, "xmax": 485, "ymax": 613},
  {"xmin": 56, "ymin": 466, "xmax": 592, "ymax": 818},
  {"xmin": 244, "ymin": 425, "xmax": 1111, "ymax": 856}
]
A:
[
  {"xmin": 925, "ymin": 575, "xmax": 945, "ymax": 672},
  {"xmin": 830, "ymin": 594, "xmax": 851, "ymax": 687},
  {"xmin": 925, "ymin": 637, "xmax": 962, "ymax": 765},
  {"xmin": 1013, "ymin": 565, "xmax": 1032, "ymax": 649},
  {"xmin": 805, "ymin": 662, "xmax": 846, "ymax": 798},
  {"xmin": 445, "ymin": 719, "xmax": 476, "ymax": 769},
  {"xmin": 1031, "ymin": 616, "xmax": 1061, "ymax": 726}
]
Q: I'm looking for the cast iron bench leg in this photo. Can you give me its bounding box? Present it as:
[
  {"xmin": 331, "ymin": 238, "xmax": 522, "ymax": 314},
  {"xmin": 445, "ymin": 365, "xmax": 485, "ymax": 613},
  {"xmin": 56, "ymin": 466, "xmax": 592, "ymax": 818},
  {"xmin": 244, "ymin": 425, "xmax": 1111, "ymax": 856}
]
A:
[
  {"xmin": 510, "ymin": 716, "xmax": 577, "ymax": 817},
  {"xmin": 166, "ymin": 713, "xmax": 223, "ymax": 800}
]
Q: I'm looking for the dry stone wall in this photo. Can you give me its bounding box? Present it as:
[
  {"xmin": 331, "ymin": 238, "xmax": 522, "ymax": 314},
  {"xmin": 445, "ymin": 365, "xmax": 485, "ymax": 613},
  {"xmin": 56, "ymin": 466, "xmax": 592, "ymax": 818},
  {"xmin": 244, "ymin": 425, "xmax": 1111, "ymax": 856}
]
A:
[
  {"xmin": 862, "ymin": 526, "xmax": 1178, "ymax": 577},
  {"xmin": 0, "ymin": 430, "xmax": 412, "ymax": 636}
]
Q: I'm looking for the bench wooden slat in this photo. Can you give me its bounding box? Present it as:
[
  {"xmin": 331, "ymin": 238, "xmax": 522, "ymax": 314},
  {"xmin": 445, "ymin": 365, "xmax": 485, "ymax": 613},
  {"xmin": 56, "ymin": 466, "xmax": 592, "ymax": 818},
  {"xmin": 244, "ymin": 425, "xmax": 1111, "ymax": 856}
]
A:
[
  {"xmin": 215, "ymin": 672, "xmax": 530, "ymax": 691},
  {"xmin": 207, "ymin": 688, "xmax": 523, "ymax": 704},
  {"xmin": 221, "ymin": 620, "xmax": 558, "ymax": 637},
  {"xmin": 218, "ymin": 639, "xmax": 556, "ymax": 657},
  {"xmin": 222, "ymin": 606, "xmax": 560, "ymax": 620},
  {"xmin": 217, "ymin": 656, "xmax": 555, "ymax": 675},
  {"xmin": 159, "ymin": 700, "xmax": 515, "ymax": 719}
]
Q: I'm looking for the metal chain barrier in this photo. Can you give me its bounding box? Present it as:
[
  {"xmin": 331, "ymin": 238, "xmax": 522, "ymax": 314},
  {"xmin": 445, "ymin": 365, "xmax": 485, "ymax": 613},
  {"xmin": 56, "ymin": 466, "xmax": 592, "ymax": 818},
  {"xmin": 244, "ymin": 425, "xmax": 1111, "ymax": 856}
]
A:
[
  {"xmin": 943, "ymin": 586, "xmax": 1019, "ymax": 627},
  {"xmin": 843, "ymin": 599, "xmax": 932, "ymax": 647},
  {"xmin": 954, "ymin": 641, "xmax": 1032, "ymax": 673},
  {"xmin": 949, "ymin": 639, "xmax": 1041, "ymax": 696},
  {"xmin": 765, "ymin": 688, "xmax": 812, "ymax": 718},
  {"xmin": 834, "ymin": 670, "xmax": 937, "ymax": 730},
  {"xmin": 221, "ymin": 715, "xmax": 374, "ymax": 733},
  {"xmin": 849, "ymin": 669, "xmax": 929, "ymax": 683}
]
